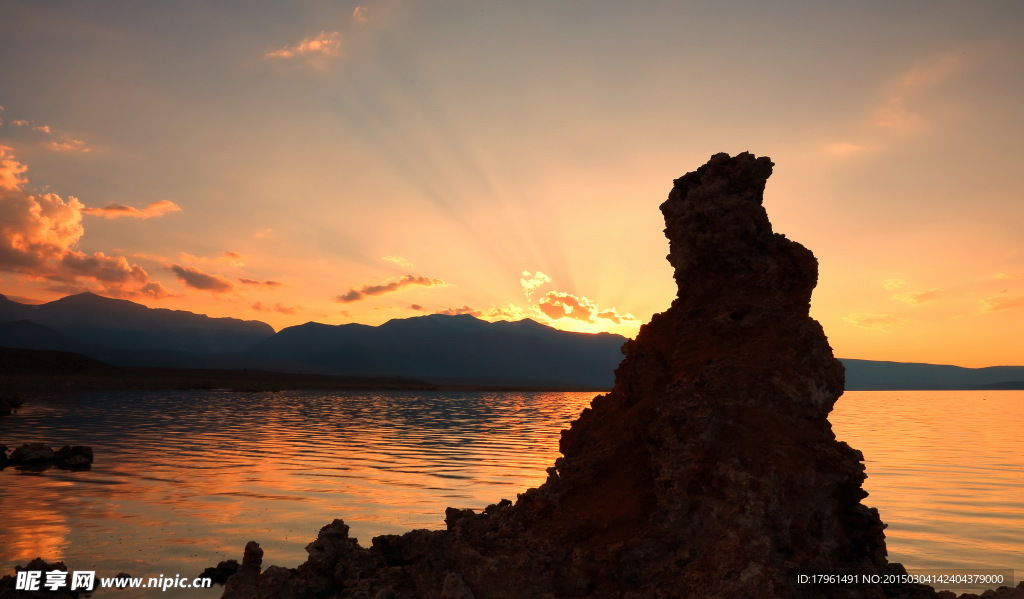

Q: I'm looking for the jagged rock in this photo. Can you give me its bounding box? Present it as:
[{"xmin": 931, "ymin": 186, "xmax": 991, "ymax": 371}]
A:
[
  {"xmin": 200, "ymin": 560, "xmax": 240, "ymax": 585},
  {"xmin": 0, "ymin": 444, "xmax": 9, "ymax": 468},
  {"xmin": 220, "ymin": 153, "xmax": 1024, "ymax": 599}
]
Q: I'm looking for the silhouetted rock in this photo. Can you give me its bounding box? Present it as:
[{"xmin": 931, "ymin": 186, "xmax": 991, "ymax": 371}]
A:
[
  {"xmin": 0, "ymin": 558, "xmax": 90, "ymax": 599},
  {"xmin": 54, "ymin": 445, "xmax": 93, "ymax": 469},
  {"xmin": 0, "ymin": 394, "xmax": 23, "ymax": 417},
  {"xmin": 200, "ymin": 560, "xmax": 240, "ymax": 586},
  {"xmin": 221, "ymin": 153, "xmax": 1023, "ymax": 599},
  {"xmin": 7, "ymin": 444, "xmax": 93, "ymax": 470},
  {"xmin": 9, "ymin": 443, "xmax": 56, "ymax": 466}
]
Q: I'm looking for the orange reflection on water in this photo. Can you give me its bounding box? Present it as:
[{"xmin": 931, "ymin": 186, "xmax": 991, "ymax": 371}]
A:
[
  {"xmin": 830, "ymin": 390, "xmax": 1024, "ymax": 584},
  {"xmin": 0, "ymin": 491, "xmax": 70, "ymax": 563},
  {"xmin": 3, "ymin": 388, "xmax": 1019, "ymax": 598}
]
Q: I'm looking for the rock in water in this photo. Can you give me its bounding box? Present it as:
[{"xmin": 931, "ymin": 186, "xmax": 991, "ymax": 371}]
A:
[{"xmin": 222, "ymin": 153, "xmax": 1017, "ymax": 599}]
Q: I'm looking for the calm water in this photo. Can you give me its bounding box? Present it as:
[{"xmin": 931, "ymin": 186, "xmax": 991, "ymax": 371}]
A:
[{"xmin": 0, "ymin": 389, "xmax": 1021, "ymax": 596}]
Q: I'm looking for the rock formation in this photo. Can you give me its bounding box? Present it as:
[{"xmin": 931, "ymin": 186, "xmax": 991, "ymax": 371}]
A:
[
  {"xmin": 2, "ymin": 444, "xmax": 93, "ymax": 470},
  {"xmin": 220, "ymin": 153, "xmax": 1023, "ymax": 599}
]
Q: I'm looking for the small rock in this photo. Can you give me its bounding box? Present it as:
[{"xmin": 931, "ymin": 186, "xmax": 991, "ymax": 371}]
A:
[
  {"xmin": 10, "ymin": 443, "xmax": 55, "ymax": 465},
  {"xmin": 54, "ymin": 446, "xmax": 93, "ymax": 469},
  {"xmin": 198, "ymin": 560, "xmax": 239, "ymax": 585}
]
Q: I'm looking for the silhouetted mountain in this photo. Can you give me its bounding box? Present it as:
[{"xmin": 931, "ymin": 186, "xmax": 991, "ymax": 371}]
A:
[
  {"xmin": 0, "ymin": 320, "xmax": 97, "ymax": 354},
  {"xmin": 249, "ymin": 313, "xmax": 627, "ymax": 387},
  {"xmin": 840, "ymin": 358, "xmax": 1024, "ymax": 390},
  {"xmin": 0, "ymin": 294, "xmax": 33, "ymax": 321},
  {"xmin": 3, "ymin": 293, "xmax": 1024, "ymax": 389},
  {"xmin": 0, "ymin": 292, "xmax": 274, "ymax": 355}
]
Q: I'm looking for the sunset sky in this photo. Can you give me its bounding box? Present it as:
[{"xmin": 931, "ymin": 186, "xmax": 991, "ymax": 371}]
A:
[{"xmin": 1, "ymin": 0, "xmax": 1022, "ymax": 367}]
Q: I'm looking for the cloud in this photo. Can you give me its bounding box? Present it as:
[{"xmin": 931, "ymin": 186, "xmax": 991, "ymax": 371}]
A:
[
  {"xmin": 842, "ymin": 312, "xmax": 907, "ymax": 331},
  {"xmin": 0, "ymin": 172, "xmax": 86, "ymax": 270},
  {"xmin": 266, "ymin": 31, "xmax": 341, "ymax": 61},
  {"xmin": 383, "ymin": 255, "xmax": 414, "ymax": 268},
  {"xmin": 823, "ymin": 142, "xmax": 878, "ymax": 157},
  {"xmin": 335, "ymin": 274, "xmax": 446, "ymax": 303},
  {"xmin": 883, "ymin": 278, "xmax": 907, "ymax": 290},
  {"xmin": 874, "ymin": 53, "xmax": 965, "ymax": 132},
  {"xmin": 980, "ymin": 295, "xmax": 1024, "ymax": 312},
  {"xmin": 520, "ymin": 270, "xmax": 552, "ymax": 299},
  {"xmin": 46, "ymin": 138, "xmax": 92, "ymax": 153},
  {"xmin": 15, "ymin": 122, "xmax": 54, "ymax": 134},
  {"xmin": 82, "ymin": 199, "xmax": 181, "ymax": 219},
  {"xmin": 352, "ymin": 5, "xmax": 369, "ymax": 24},
  {"xmin": 0, "ymin": 147, "xmax": 162, "ymax": 298},
  {"xmin": 252, "ymin": 301, "xmax": 295, "ymax": 315},
  {"xmin": 10, "ymin": 119, "xmax": 92, "ymax": 152},
  {"xmin": 222, "ymin": 251, "xmax": 245, "ymax": 266},
  {"xmin": 0, "ymin": 146, "xmax": 28, "ymax": 190},
  {"xmin": 485, "ymin": 303, "xmax": 529, "ymax": 321},
  {"xmin": 178, "ymin": 250, "xmax": 248, "ymax": 267},
  {"xmin": 169, "ymin": 264, "xmax": 234, "ymax": 293},
  {"xmin": 239, "ymin": 278, "xmax": 283, "ymax": 287},
  {"xmin": 535, "ymin": 291, "xmax": 638, "ymax": 326},
  {"xmin": 60, "ymin": 251, "xmax": 148, "ymax": 284},
  {"xmin": 435, "ymin": 305, "xmax": 482, "ymax": 317},
  {"xmin": 139, "ymin": 282, "xmax": 174, "ymax": 299},
  {"xmin": 536, "ymin": 292, "xmax": 594, "ymax": 322},
  {"xmin": 409, "ymin": 304, "xmax": 424, "ymax": 311},
  {"xmin": 892, "ymin": 288, "xmax": 943, "ymax": 305}
]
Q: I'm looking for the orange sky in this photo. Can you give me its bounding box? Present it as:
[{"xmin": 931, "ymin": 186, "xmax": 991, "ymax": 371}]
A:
[{"xmin": 1, "ymin": 1, "xmax": 1023, "ymax": 367}]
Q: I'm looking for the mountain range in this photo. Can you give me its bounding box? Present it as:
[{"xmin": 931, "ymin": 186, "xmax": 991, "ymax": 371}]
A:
[{"xmin": 1, "ymin": 292, "xmax": 1022, "ymax": 390}]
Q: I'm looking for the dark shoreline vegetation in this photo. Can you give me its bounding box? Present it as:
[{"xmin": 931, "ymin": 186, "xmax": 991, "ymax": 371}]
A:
[
  {"xmin": 0, "ymin": 346, "xmax": 611, "ymax": 397},
  {"xmin": 1, "ymin": 346, "xmax": 1022, "ymax": 402}
]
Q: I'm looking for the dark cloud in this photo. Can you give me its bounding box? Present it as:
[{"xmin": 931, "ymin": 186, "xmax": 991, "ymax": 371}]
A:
[
  {"xmin": 61, "ymin": 252, "xmax": 148, "ymax": 283},
  {"xmin": 169, "ymin": 264, "xmax": 234, "ymax": 293},
  {"xmin": 239, "ymin": 278, "xmax": 283, "ymax": 287},
  {"xmin": 335, "ymin": 274, "xmax": 446, "ymax": 303},
  {"xmin": 82, "ymin": 200, "xmax": 180, "ymax": 219},
  {"xmin": 409, "ymin": 304, "xmax": 425, "ymax": 311}
]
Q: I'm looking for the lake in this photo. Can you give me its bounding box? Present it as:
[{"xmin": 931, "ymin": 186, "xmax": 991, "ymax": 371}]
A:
[{"xmin": 1, "ymin": 389, "xmax": 1021, "ymax": 596}]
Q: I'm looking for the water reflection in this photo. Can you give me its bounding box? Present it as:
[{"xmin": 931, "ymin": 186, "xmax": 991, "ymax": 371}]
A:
[
  {"xmin": 830, "ymin": 390, "xmax": 1024, "ymax": 580},
  {"xmin": 0, "ymin": 389, "xmax": 1021, "ymax": 596},
  {"xmin": 0, "ymin": 390, "xmax": 596, "ymax": 598}
]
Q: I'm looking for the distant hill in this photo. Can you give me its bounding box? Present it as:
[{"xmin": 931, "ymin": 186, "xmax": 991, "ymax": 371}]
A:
[
  {"xmin": 840, "ymin": 359, "xmax": 1024, "ymax": 390},
  {"xmin": 0, "ymin": 292, "xmax": 274, "ymax": 355},
  {"xmin": 248, "ymin": 313, "xmax": 628, "ymax": 387},
  {"xmin": 0, "ymin": 319, "xmax": 97, "ymax": 354},
  {"xmin": 2, "ymin": 292, "xmax": 1023, "ymax": 390}
]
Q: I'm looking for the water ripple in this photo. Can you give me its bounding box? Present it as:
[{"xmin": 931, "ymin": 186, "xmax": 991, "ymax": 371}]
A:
[{"xmin": 0, "ymin": 389, "xmax": 1020, "ymax": 596}]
